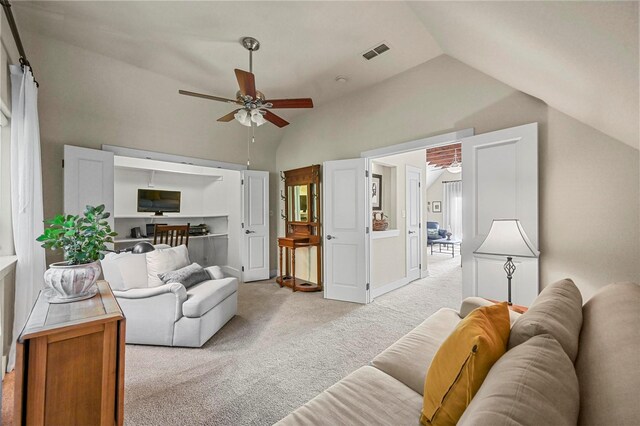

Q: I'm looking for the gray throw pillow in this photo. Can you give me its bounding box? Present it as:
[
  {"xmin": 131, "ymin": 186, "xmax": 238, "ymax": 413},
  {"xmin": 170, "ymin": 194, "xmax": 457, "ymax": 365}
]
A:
[
  {"xmin": 158, "ymin": 263, "xmax": 210, "ymax": 289},
  {"xmin": 508, "ymin": 278, "xmax": 583, "ymax": 362},
  {"xmin": 458, "ymin": 334, "xmax": 579, "ymax": 426},
  {"xmin": 427, "ymin": 228, "xmax": 439, "ymax": 238}
]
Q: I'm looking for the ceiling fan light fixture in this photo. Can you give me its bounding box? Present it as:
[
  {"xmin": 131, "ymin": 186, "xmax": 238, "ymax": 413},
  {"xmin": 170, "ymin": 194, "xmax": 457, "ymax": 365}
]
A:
[
  {"xmin": 447, "ymin": 147, "xmax": 462, "ymax": 174},
  {"xmin": 234, "ymin": 109, "xmax": 252, "ymax": 127},
  {"xmin": 251, "ymin": 109, "xmax": 267, "ymax": 126}
]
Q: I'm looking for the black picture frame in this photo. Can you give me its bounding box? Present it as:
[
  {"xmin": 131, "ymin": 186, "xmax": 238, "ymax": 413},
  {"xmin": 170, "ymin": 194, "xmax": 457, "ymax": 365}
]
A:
[
  {"xmin": 432, "ymin": 201, "xmax": 442, "ymax": 213},
  {"xmin": 372, "ymin": 174, "xmax": 382, "ymax": 211}
]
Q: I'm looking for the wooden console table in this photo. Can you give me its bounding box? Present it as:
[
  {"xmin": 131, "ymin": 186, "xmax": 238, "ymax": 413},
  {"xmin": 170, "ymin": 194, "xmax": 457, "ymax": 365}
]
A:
[
  {"xmin": 277, "ymin": 236, "xmax": 322, "ymax": 292},
  {"xmin": 14, "ymin": 281, "xmax": 126, "ymax": 425}
]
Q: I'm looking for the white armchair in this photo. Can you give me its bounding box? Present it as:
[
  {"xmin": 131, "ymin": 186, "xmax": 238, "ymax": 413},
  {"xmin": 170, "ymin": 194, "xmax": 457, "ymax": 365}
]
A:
[{"xmin": 102, "ymin": 248, "xmax": 238, "ymax": 347}]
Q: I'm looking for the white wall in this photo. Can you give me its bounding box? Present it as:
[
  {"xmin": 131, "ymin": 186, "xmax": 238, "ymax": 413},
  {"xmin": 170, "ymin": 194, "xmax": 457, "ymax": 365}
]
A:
[
  {"xmin": 22, "ymin": 31, "xmax": 283, "ymax": 269},
  {"xmin": 371, "ymin": 150, "xmax": 426, "ymax": 289},
  {"xmin": 277, "ymin": 54, "xmax": 639, "ymax": 299}
]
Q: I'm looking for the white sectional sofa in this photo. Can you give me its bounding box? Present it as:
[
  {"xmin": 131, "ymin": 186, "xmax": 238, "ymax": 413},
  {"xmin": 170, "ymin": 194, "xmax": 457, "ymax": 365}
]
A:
[{"xmin": 101, "ymin": 245, "xmax": 238, "ymax": 347}]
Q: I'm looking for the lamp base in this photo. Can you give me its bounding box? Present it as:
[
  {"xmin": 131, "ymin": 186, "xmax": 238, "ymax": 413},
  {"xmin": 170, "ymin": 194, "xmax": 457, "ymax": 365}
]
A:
[{"xmin": 504, "ymin": 256, "xmax": 516, "ymax": 305}]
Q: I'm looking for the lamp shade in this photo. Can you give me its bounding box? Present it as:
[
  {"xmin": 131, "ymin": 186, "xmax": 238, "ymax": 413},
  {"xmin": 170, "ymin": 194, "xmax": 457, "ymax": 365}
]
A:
[{"xmin": 474, "ymin": 219, "xmax": 539, "ymax": 258}]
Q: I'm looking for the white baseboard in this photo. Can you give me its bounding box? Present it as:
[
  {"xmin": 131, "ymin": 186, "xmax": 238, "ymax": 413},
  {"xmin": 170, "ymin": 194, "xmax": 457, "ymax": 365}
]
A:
[{"xmin": 371, "ymin": 276, "xmax": 411, "ymax": 299}]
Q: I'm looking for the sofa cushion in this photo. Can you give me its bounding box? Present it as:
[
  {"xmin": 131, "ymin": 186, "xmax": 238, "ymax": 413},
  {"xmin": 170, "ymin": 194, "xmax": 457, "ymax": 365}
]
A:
[
  {"xmin": 371, "ymin": 308, "xmax": 461, "ymax": 395},
  {"xmin": 145, "ymin": 244, "xmax": 190, "ymax": 287},
  {"xmin": 206, "ymin": 265, "xmax": 224, "ymax": 280},
  {"xmin": 182, "ymin": 277, "xmax": 238, "ymax": 318},
  {"xmin": 427, "ymin": 228, "xmax": 439, "ymax": 238},
  {"xmin": 421, "ymin": 303, "xmax": 510, "ymax": 426},
  {"xmin": 275, "ymin": 366, "xmax": 423, "ymax": 426},
  {"xmin": 458, "ymin": 334, "xmax": 579, "ymax": 426},
  {"xmin": 158, "ymin": 262, "xmax": 209, "ymax": 289},
  {"xmin": 576, "ymin": 282, "xmax": 640, "ymax": 426},
  {"xmin": 508, "ymin": 278, "xmax": 582, "ymax": 362},
  {"xmin": 100, "ymin": 251, "xmax": 148, "ymax": 290}
]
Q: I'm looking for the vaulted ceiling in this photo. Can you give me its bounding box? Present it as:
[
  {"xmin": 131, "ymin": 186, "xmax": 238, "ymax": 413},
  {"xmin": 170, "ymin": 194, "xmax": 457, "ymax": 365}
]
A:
[{"xmin": 13, "ymin": 1, "xmax": 639, "ymax": 149}]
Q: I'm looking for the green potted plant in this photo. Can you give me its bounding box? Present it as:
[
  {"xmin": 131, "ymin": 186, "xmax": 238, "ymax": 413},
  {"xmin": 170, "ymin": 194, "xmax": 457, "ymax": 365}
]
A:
[{"xmin": 37, "ymin": 204, "xmax": 117, "ymax": 303}]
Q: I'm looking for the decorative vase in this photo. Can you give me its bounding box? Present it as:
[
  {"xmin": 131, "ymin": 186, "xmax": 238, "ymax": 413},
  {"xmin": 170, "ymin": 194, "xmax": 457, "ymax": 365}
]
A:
[{"xmin": 43, "ymin": 261, "xmax": 101, "ymax": 303}]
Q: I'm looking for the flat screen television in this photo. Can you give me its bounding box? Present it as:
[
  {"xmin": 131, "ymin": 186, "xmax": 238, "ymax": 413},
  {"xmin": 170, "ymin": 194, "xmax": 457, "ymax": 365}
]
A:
[{"xmin": 137, "ymin": 189, "xmax": 181, "ymax": 215}]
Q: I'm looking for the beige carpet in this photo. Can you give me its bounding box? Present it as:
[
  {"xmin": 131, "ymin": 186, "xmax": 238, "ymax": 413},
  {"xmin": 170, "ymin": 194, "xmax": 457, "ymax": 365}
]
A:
[{"xmin": 124, "ymin": 254, "xmax": 462, "ymax": 425}]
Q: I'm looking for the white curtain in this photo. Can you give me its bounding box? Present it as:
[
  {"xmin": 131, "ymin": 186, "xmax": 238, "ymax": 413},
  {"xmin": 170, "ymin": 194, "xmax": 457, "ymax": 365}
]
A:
[
  {"xmin": 8, "ymin": 65, "xmax": 46, "ymax": 371},
  {"xmin": 443, "ymin": 180, "xmax": 462, "ymax": 239}
]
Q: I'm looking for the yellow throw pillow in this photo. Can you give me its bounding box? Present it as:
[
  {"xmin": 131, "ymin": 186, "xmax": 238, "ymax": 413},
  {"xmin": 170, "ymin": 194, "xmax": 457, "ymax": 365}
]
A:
[{"xmin": 420, "ymin": 302, "xmax": 510, "ymax": 426}]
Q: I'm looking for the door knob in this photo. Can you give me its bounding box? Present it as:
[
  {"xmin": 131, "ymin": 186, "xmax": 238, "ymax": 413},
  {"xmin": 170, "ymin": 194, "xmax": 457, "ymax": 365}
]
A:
[
  {"xmin": 408, "ymin": 230, "xmax": 416, "ymax": 234},
  {"xmin": 326, "ymin": 235, "xmax": 336, "ymax": 240},
  {"xmin": 245, "ymin": 230, "xmax": 255, "ymax": 234}
]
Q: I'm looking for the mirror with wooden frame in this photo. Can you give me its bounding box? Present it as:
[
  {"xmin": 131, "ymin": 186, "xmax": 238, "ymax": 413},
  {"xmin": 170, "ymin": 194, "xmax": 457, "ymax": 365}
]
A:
[{"xmin": 283, "ymin": 165, "xmax": 321, "ymax": 242}]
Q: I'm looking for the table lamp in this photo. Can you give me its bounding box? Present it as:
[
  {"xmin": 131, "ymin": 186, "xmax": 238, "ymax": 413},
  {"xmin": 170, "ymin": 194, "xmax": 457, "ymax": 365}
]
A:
[{"xmin": 474, "ymin": 219, "xmax": 539, "ymax": 305}]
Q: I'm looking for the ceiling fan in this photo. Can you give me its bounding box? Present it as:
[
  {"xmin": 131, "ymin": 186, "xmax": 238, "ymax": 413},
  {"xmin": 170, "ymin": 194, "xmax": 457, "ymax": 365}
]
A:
[{"xmin": 179, "ymin": 37, "xmax": 313, "ymax": 128}]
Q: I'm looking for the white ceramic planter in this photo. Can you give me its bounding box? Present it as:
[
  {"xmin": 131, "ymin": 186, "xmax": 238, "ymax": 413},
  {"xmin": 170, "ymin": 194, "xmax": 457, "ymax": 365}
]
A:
[{"xmin": 43, "ymin": 261, "xmax": 101, "ymax": 303}]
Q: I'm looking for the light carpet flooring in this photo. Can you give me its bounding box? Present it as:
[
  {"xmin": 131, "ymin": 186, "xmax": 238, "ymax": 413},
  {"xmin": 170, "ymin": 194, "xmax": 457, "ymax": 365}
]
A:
[{"xmin": 124, "ymin": 254, "xmax": 462, "ymax": 426}]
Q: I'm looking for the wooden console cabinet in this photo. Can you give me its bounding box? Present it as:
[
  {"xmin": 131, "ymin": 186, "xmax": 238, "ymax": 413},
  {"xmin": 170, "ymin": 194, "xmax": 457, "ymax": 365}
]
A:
[{"xmin": 14, "ymin": 281, "xmax": 126, "ymax": 425}]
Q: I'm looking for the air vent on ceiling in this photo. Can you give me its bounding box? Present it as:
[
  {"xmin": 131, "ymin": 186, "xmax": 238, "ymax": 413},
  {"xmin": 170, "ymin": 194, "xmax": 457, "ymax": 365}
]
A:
[{"xmin": 362, "ymin": 42, "xmax": 390, "ymax": 60}]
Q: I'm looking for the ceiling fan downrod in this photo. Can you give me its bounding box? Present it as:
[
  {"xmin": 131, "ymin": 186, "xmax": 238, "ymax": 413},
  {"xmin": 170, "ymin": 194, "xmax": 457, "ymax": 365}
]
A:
[{"xmin": 241, "ymin": 37, "xmax": 260, "ymax": 73}]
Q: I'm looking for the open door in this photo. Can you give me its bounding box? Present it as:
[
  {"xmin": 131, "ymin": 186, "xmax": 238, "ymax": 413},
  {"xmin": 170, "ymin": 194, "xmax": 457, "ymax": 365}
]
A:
[
  {"xmin": 63, "ymin": 145, "xmax": 114, "ymax": 228},
  {"xmin": 461, "ymin": 123, "xmax": 539, "ymax": 306},
  {"xmin": 323, "ymin": 158, "xmax": 370, "ymax": 304},
  {"xmin": 241, "ymin": 170, "xmax": 270, "ymax": 282},
  {"xmin": 406, "ymin": 165, "xmax": 422, "ymax": 282}
]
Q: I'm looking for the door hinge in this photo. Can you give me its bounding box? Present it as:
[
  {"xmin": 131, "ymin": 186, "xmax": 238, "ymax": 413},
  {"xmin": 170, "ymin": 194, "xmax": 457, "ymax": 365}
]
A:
[
  {"xmin": 419, "ymin": 223, "xmax": 421, "ymax": 228},
  {"xmin": 420, "ymin": 263, "xmax": 422, "ymax": 269},
  {"xmin": 366, "ymin": 226, "xmax": 369, "ymax": 234},
  {"xmin": 366, "ymin": 283, "xmax": 370, "ymax": 290},
  {"xmin": 365, "ymin": 170, "xmax": 369, "ymax": 177},
  {"xmin": 61, "ymin": 159, "xmax": 64, "ymax": 168},
  {"xmin": 241, "ymin": 179, "xmax": 244, "ymax": 185},
  {"xmin": 241, "ymin": 222, "xmax": 244, "ymax": 228},
  {"xmin": 242, "ymin": 266, "xmax": 245, "ymax": 272},
  {"xmin": 418, "ymin": 182, "xmax": 421, "ymax": 187}
]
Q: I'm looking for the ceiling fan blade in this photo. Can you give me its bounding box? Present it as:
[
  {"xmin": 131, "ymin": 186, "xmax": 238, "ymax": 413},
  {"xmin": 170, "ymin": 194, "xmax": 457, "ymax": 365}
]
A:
[
  {"xmin": 263, "ymin": 110, "xmax": 289, "ymax": 128},
  {"xmin": 234, "ymin": 69, "xmax": 256, "ymax": 99},
  {"xmin": 266, "ymin": 98, "xmax": 314, "ymax": 109},
  {"xmin": 179, "ymin": 90, "xmax": 239, "ymax": 104},
  {"xmin": 217, "ymin": 109, "xmax": 241, "ymax": 122}
]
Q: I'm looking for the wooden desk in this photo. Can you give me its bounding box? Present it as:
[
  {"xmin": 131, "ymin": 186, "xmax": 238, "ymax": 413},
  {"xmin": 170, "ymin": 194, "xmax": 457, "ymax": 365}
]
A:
[
  {"xmin": 277, "ymin": 236, "xmax": 322, "ymax": 292},
  {"xmin": 14, "ymin": 281, "xmax": 126, "ymax": 425}
]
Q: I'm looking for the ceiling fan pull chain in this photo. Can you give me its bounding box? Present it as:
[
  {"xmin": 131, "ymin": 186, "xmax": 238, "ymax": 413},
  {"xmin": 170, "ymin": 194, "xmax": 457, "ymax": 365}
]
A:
[{"xmin": 246, "ymin": 126, "xmax": 252, "ymax": 168}]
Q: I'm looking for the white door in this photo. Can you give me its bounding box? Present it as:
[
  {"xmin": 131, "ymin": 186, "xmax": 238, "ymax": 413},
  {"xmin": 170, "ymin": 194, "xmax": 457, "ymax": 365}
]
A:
[
  {"xmin": 63, "ymin": 145, "xmax": 114, "ymax": 228},
  {"xmin": 406, "ymin": 165, "xmax": 422, "ymax": 282},
  {"xmin": 241, "ymin": 170, "xmax": 269, "ymax": 282},
  {"xmin": 461, "ymin": 123, "xmax": 539, "ymax": 306},
  {"xmin": 323, "ymin": 158, "xmax": 370, "ymax": 304}
]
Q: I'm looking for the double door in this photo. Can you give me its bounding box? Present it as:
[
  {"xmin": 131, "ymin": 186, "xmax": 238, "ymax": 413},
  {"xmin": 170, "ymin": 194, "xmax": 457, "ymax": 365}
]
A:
[{"xmin": 323, "ymin": 123, "xmax": 539, "ymax": 306}]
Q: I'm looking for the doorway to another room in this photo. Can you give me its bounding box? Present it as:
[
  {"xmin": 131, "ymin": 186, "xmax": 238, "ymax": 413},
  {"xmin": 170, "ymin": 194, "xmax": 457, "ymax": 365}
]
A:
[
  {"xmin": 368, "ymin": 142, "xmax": 464, "ymax": 300},
  {"xmin": 426, "ymin": 143, "xmax": 462, "ymax": 266}
]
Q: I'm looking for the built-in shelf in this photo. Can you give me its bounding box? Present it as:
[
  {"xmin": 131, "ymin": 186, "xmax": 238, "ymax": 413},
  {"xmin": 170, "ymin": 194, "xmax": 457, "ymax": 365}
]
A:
[
  {"xmin": 113, "ymin": 214, "xmax": 228, "ymax": 219},
  {"xmin": 114, "ymin": 155, "xmax": 224, "ymax": 179},
  {"xmin": 371, "ymin": 229, "xmax": 401, "ymax": 239},
  {"xmin": 114, "ymin": 233, "xmax": 228, "ymax": 244}
]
